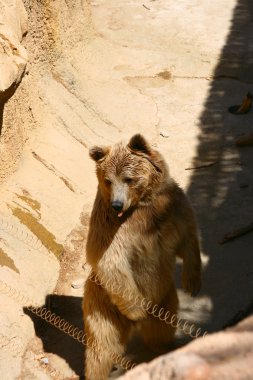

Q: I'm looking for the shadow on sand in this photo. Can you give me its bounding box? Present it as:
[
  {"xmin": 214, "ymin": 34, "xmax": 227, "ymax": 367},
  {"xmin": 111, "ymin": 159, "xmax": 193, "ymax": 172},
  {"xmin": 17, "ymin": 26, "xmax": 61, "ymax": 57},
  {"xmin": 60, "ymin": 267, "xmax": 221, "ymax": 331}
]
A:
[
  {"xmin": 185, "ymin": 0, "xmax": 253, "ymax": 332},
  {"xmin": 24, "ymin": 294, "xmax": 85, "ymax": 378}
]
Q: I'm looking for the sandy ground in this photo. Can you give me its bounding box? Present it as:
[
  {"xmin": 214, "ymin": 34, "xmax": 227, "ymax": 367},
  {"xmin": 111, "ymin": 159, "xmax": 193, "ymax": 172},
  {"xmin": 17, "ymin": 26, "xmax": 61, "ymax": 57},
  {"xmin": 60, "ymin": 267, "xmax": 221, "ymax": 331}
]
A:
[{"xmin": 0, "ymin": 0, "xmax": 253, "ymax": 378}]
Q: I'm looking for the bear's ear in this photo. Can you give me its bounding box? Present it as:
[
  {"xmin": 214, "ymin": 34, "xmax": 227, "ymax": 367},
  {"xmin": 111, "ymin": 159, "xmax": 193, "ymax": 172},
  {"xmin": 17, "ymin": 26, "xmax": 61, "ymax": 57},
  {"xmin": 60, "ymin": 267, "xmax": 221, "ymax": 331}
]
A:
[
  {"xmin": 89, "ymin": 146, "xmax": 110, "ymax": 162},
  {"xmin": 127, "ymin": 134, "xmax": 152, "ymax": 156},
  {"xmin": 128, "ymin": 134, "xmax": 163, "ymax": 173}
]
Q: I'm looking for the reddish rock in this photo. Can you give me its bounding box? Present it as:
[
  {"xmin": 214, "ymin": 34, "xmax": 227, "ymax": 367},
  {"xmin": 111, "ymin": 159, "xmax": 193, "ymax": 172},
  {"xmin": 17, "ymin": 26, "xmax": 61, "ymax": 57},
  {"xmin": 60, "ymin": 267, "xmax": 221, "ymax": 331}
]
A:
[{"xmin": 120, "ymin": 316, "xmax": 253, "ymax": 380}]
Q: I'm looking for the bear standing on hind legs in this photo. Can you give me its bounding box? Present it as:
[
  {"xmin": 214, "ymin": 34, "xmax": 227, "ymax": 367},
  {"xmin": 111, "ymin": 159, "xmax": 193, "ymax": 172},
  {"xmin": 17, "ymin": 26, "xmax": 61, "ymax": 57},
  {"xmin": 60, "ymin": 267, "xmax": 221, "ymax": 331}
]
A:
[{"xmin": 83, "ymin": 134, "xmax": 202, "ymax": 380}]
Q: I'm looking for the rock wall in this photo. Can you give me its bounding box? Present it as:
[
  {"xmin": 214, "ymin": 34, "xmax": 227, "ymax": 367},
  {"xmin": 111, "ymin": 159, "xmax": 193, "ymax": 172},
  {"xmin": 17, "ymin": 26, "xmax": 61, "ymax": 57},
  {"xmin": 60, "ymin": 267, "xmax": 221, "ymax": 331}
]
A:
[
  {"xmin": 0, "ymin": 0, "xmax": 27, "ymax": 101},
  {"xmin": 0, "ymin": 0, "xmax": 28, "ymax": 182},
  {"xmin": 0, "ymin": 1, "xmax": 96, "ymax": 377}
]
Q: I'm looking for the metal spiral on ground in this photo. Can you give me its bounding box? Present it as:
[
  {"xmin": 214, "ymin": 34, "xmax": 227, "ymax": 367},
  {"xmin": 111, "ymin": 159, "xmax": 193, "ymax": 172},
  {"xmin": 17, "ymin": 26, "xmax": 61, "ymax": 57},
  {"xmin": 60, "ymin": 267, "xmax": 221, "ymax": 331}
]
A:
[
  {"xmin": 0, "ymin": 333, "xmax": 23, "ymax": 354},
  {"xmin": 0, "ymin": 279, "xmax": 136, "ymax": 371},
  {"xmin": 0, "ymin": 216, "xmax": 55, "ymax": 260},
  {"xmin": 111, "ymin": 352, "xmax": 136, "ymax": 371},
  {"xmin": 89, "ymin": 272, "xmax": 208, "ymax": 339}
]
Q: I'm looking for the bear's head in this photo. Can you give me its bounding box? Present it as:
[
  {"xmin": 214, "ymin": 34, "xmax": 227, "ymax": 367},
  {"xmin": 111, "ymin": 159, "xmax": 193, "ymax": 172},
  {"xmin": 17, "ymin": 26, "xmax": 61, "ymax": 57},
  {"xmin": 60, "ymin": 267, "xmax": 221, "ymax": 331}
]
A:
[{"xmin": 89, "ymin": 134, "xmax": 168, "ymax": 217}]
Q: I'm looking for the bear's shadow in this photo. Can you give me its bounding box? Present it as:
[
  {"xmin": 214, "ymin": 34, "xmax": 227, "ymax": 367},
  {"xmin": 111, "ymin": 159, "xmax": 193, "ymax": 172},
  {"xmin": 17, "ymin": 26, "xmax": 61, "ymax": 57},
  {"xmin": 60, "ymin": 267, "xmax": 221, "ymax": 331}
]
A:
[{"xmin": 24, "ymin": 294, "xmax": 85, "ymax": 378}]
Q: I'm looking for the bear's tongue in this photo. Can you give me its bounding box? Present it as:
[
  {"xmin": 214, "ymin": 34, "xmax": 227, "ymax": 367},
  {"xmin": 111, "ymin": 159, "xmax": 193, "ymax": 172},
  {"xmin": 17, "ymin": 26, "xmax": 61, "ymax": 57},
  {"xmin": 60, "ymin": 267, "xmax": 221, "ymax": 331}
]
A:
[{"xmin": 118, "ymin": 211, "xmax": 124, "ymax": 218}]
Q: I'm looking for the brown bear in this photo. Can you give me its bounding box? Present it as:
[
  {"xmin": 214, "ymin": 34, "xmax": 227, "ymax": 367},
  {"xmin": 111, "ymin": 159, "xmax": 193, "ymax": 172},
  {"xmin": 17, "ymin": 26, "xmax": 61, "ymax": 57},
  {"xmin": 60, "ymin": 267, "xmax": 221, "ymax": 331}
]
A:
[{"xmin": 83, "ymin": 134, "xmax": 201, "ymax": 380}]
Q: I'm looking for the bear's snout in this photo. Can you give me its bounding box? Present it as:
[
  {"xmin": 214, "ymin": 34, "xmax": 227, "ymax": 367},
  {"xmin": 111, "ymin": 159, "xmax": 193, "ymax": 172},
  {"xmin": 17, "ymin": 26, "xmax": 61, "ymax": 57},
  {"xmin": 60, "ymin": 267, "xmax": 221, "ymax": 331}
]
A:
[{"xmin": 111, "ymin": 200, "xmax": 124, "ymax": 212}]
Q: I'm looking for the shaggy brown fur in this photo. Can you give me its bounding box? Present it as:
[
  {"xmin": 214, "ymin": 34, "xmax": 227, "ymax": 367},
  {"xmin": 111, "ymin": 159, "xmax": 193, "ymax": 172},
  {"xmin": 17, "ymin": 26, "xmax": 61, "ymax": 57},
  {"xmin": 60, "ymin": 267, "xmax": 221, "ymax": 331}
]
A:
[{"xmin": 83, "ymin": 134, "xmax": 201, "ymax": 380}]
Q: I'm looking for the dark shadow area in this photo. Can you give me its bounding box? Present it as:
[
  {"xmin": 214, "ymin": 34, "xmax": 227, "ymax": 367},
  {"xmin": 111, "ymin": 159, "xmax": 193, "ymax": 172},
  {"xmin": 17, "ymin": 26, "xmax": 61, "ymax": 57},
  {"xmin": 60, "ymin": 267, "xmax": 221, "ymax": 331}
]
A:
[
  {"xmin": 24, "ymin": 295, "xmax": 84, "ymax": 378},
  {"xmin": 186, "ymin": 0, "xmax": 253, "ymax": 332}
]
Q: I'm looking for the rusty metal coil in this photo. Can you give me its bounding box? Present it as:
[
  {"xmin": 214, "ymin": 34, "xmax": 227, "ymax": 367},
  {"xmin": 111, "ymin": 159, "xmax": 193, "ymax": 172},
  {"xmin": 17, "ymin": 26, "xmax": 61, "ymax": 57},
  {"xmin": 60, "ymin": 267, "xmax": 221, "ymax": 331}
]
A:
[
  {"xmin": 0, "ymin": 216, "xmax": 55, "ymax": 259},
  {"xmin": 0, "ymin": 333, "xmax": 23, "ymax": 354},
  {"xmin": 89, "ymin": 272, "xmax": 208, "ymax": 339},
  {"xmin": 0, "ymin": 279, "xmax": 135, "ymax": 371}
]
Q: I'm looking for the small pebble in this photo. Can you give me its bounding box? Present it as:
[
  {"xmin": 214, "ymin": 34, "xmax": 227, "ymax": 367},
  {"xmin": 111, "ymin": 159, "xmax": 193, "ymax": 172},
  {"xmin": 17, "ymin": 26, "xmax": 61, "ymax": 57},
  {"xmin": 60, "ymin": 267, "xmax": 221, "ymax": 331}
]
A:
[
  {"xmin": 40, "ymin": 357, "xmax": 49, "ymax": 365},
  {"xmin": 160, "ymin": 130, "xmax": 169, "ymax": 138},
  {"xmin": 71, "ymin": 278, "xmax": 85, "ymax": 289}
]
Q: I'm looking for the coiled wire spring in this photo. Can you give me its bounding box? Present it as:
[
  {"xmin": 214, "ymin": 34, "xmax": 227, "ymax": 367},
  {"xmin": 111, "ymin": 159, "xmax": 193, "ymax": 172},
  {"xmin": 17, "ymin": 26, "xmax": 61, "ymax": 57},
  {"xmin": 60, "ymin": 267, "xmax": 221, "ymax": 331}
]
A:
[
  {"xmin": 0, "ymin": 333, "xmax": 23, "ymax": 354},
  {"xmin": 0, "ymin": 216, "xmax": 55, "ymax": 259},
  {"xmin": 89, "ymin": 272, "xmax": 208, "ymax": 339},
  {"xmin": 0, "ymin": 279, "xmax": 136, "ymax": 371}
]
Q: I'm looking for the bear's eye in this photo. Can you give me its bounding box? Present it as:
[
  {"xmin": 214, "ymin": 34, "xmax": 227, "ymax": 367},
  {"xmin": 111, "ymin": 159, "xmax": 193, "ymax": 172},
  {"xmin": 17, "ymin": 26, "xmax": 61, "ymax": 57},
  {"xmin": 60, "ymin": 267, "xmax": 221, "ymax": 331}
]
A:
[
  {"xmin": 104, "ymin": 178, "xmax": 111, "ymax": 186},
  {"xmin": 124, "ymin": 177, "xmax": 133, "ymax": 184}
]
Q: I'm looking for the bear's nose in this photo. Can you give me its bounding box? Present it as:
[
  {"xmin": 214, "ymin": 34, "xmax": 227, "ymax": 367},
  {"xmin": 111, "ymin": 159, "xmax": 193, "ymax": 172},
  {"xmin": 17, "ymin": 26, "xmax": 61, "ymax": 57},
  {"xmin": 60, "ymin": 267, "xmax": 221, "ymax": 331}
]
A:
[{"xmin": 111, "ymin": 201, "xmax": 123, "ymax": 212}]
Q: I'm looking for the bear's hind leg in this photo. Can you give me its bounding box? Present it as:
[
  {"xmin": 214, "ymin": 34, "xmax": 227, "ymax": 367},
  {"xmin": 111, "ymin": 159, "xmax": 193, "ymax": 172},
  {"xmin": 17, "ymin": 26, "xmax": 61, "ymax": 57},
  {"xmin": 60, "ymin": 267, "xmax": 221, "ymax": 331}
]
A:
[
  {"xmin": 83, "ymin": 279, "xmax": 131, "ymax": 380},
  {"xmin": 138, "ymin": 284, "xmax": 179, "ymax": 353},
  {"xmin": 180, "ymin": 235, "xmax": 202, "ymax": 296}
]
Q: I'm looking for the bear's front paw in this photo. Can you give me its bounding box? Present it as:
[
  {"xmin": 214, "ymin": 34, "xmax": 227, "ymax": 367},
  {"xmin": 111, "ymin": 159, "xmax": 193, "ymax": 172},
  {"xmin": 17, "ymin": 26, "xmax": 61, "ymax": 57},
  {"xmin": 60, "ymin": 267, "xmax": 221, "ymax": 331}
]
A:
[{"xmin": 182, "ymin": 270, "xmax": 201, "ymax": 296}]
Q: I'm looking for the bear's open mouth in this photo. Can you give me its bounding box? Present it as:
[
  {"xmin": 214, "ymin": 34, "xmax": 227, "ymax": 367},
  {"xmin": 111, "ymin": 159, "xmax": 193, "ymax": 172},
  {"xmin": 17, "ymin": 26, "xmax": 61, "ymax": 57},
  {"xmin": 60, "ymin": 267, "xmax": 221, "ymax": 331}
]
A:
[{"xmin": 118, "ymin": 211, "xmax": 124, "ymax": 217}]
